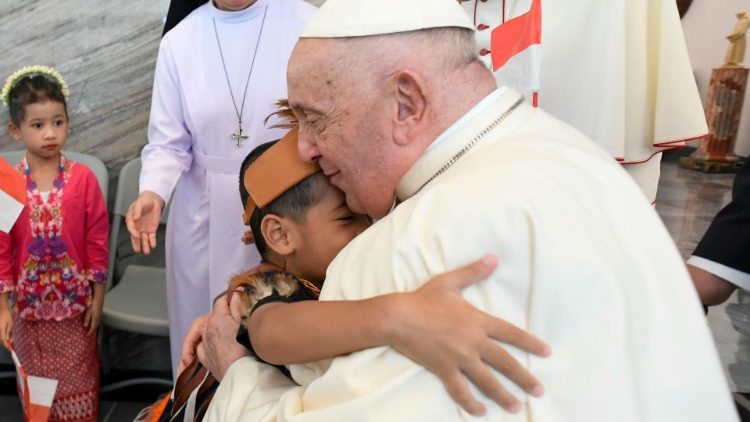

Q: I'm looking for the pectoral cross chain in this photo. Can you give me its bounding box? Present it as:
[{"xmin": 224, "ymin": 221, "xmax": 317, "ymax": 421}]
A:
[{"xmin": 232, "ymin": 122, "xmax": 249, "ymax": 148}]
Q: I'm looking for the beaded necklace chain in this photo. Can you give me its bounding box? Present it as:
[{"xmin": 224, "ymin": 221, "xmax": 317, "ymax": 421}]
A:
[
  {"xmin": 23, "ymin": 156, "xmax": 68, "ymax": 255},
  {"xmin": 24, "ymin": 157, "xmax": 65, "ymax": 192},
  {"xmin": 405, "ymin": 97, "xmax": 524, "ymax": 199}
]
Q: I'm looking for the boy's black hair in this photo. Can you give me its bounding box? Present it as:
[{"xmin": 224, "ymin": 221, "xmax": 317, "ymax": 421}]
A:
[
  {"xmin": 239, "ymin": 141, "xmax": 328, "ymax": 260},
  {"xmin": 8, "ymin": 75, "xmax": 68, "ymax": 126}
]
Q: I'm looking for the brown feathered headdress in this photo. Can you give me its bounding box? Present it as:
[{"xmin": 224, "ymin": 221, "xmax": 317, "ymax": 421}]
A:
[{"xmin": 242, "ymin": 100, "xmax": 321, "ymax": 224}]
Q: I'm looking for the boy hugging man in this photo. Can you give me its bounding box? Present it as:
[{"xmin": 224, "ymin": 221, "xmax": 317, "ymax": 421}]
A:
[
  {"xmin": 147, "ymin": 104, "xmax": 525, "ymax": 422},
  {"xmin": 230, "ymin": 123, "xmax": 371, "ymax": 371},
  {"xmin": 141, "ymin": 107, "xmax": 370, "ymax": 421}
]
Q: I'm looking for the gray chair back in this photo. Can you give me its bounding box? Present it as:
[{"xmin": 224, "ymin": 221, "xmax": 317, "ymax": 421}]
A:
[
  {"xmin": 112, "ymin": 158, "xmax": 170, "ymax": 223},
  {"xmin": 107, "ymin": 158, "xmax": 170, "ymax": 289},
  {"xmin": 0, "ymin": 150, "xmax": 108, "ymax": 201}
]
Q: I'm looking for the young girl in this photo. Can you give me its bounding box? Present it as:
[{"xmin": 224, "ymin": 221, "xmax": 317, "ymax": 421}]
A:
[{"xmin": 0, "ymin": 66, "xmax": 108, "ymax": 422}]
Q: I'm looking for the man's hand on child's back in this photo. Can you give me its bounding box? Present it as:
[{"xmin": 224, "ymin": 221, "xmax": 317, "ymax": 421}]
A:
[
  {"xmin": 198, "ymin": 298, "xmax": 249, "ymax": 381},
  {"xmin": 179, "ymin": 314, "xmax": 210, "ymax": 376},
  {"xmin": 387, "ymin": 255, "xmax": 551, "ymax": 416}
]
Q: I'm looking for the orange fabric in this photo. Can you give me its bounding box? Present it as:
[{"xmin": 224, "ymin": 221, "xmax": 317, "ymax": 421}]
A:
[
  {"xmin": 490, "ymin": 0, "xmax": 541, "ymax": 71},
  {"xmin": 242, "ymin": 128, "xmax": 321, "ymax": 223},
  {"xmin": 141, "ymin": 394, "xmax": 170, "ymax": 422},
  {"xmin": 0, "ymin": 156, "xmax": 26, "ymax": 204}
]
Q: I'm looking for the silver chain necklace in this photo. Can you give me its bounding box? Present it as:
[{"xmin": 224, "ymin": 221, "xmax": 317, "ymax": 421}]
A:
[
  {"xmin": 407, "ymin": 97, "xmax": 524, "ymax": 199},
  {"xmin": 212, "ymin": 5, "xmax": 268, "ymax": 148}
]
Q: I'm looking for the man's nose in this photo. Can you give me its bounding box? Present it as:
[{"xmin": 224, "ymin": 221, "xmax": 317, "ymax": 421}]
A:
[{"xmin": 297, "ymin": 130, "xmax": 321, "ymax": 163}]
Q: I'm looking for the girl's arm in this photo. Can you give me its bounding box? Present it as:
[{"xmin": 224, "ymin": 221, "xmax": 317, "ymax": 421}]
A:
[
  {"xmin": 0, "ymin": 293, "xmax": 12, "ymax": 345},
  {"xmin": 0, "ymin": 230, "xmax": 14, "ymax": 293},
  {"xmin": 82, "ymin": 169, "xmax": 109, "ymax": 285},
  {"xmin": 0, "ymin": 230, "xmax": 14, "ymax": 346},
  {"xmin": 84, "ymin": 283, "xmax": 105, "ymax": 335},
  {"xmin": 79, "ymin": 169, "xmax": 108, "ymax": 336}
]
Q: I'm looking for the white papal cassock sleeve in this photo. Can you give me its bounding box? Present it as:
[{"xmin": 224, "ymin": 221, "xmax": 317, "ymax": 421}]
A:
[{"xmin": 204, "ymin": 358, "xmax": 297, "ymax": 422}]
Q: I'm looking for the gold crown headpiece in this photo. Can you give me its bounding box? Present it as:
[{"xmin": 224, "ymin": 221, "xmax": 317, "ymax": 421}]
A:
[{"xmin": 1, "ymin": 65, "xmax": 69, "ymax": 106}]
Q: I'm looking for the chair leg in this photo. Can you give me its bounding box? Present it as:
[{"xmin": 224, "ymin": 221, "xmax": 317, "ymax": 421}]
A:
[{"xmin": 99, "ymin": 325, "xmax": 111, "ymax": 375}]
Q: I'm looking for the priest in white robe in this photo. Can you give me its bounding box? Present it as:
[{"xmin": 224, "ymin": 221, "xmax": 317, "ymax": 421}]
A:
[
  {"xmin": 126, "ymin": 0, "xmax": 315, "ymax": 374},
  {"xmin": 459, "ymin": 0, "xmax": 707, "ymax": 202},
  {"xmin": 203, "ymin": 0, "xmax": 737, "ymax": 419}
]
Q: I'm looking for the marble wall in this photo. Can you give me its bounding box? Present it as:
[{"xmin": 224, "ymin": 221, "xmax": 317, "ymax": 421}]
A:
[
  {"xmin": 0, "ymin": 0, "xmax": 170, "ymax": 193},
  {"xmin": 0, "ymin": 0, "xmax": 324, "ymax": 369},
  {"xmin": 0, "ymin": 0, "xmax": 323, "ymax": 202},
  {"xmin": 0, "ymin": 0, "xmax": 327, "ymax": 281}
]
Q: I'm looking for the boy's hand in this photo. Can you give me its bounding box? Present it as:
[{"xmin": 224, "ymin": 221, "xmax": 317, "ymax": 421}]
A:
[
  {"xmin": 241, "ymin": 229, "xmax": 255, "ymax": 245},
  {"xmin": 388, "ymin": 255, "xmax": 550, "ymax": 416},
  {"xmin": 0, "ymin": 308, "xmax": 12, "ymax": 347},
  {"xmin": 84, "ymin": 284, "xmax": 105, "ymax": 335}
]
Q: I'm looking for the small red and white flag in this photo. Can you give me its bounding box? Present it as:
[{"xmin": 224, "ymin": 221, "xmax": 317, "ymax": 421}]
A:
[
  {"xmin": 0, "ymin": 156, "xmax": 26, "ymax": 233},
  {"xmin": 6, "ymin": 341, "xmax": 59, "ymax": 422},
  {"xmin": 491, "ymin": 0, "xmax": 542, "ymax": 105}
]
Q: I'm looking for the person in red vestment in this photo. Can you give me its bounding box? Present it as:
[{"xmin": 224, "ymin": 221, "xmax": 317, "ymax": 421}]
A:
[{"xmin": 0, "ymin": 66, "xmax": 109, "ymax": 422}]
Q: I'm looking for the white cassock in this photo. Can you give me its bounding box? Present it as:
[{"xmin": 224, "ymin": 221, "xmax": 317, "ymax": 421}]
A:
[
  {"xmin": 139, "ymin": 0, "xmax": 315, "ymax": 374},
  {"xmin": 207, "ymin": 88, "xmax": 737, "ymax": 420},
  {"xmin": 459, "ymin": 0, "xmax": 707, "ymax": 202}
]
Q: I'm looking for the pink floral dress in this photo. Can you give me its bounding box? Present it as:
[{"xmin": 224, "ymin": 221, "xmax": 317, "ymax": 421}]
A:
[
  {"xmin": 0, "ymin": 155, "xmax": 108, "ymax": 421},
  {"xmin": 0, "ymin": 155, "xmax": 108, "ymax": 320}
]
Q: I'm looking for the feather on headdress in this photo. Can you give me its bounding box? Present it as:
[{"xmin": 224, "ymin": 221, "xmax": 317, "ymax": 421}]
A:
[
  {"xmin": 243, "ymin": 100, "xmax": 320, "ymax": 224},
  {"xmin": 264, "ymin": 99, "xmax": 298, "ymax": 130}
]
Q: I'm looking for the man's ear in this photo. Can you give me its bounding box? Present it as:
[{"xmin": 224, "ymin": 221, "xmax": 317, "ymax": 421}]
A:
[
  {"xmin": 260, "ymin": 214, "xmax": 295, "ymax": 257},
  {"xmin": 392, "ymin": 70, "xmax": 427, "ymax": 147},
  {"xmin": 8, "ymin": 122, "xmax": 21, "ymax": 141}
]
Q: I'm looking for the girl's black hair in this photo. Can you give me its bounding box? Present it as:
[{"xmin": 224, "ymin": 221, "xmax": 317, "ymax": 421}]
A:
[
  {"xmin": 8, "ymin": 75, "xmax": 68, "ymax": 125},
  {"xmin": 239, "ymin": 141, "xmax": 328, "ymax": 259}
]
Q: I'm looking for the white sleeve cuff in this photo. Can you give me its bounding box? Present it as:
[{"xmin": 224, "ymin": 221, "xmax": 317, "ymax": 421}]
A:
[{"xmin": 688, "ymin": 255, "xmax": 750, "ymax": 291}]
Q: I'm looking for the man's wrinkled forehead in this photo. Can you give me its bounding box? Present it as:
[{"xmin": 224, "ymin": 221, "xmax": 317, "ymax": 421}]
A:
[
  {"xmin": 288, "ymin": 39, "xmax": 343, "ymax": 110},
  {"xmin": 289, "ymin": 38, "xmax": 337, "ymax": 80}
]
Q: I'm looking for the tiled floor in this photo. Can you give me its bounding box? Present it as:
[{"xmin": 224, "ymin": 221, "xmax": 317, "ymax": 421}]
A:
[
  {"xmin": 656, "ymin": 153, "xmax": 749, "ymax": 395},
  {"xmin": 0, "ymin": 152, "xmax": 746, "ymax": 420},
  {"xmin": 0, "ymin": 395, "xmax": 150, "ymax": 422}
]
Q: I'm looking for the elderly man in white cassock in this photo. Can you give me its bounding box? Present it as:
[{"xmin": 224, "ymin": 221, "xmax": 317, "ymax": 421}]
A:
[{"xmin": 200, "ymin": 0, "xmax": 738, "ymax": 420}]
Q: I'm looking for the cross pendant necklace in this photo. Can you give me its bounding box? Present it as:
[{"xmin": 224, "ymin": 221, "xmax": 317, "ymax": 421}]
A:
[
  {"xmin": 231, "ymin": 122, "xmax": 249, "ymax": 147},
  {"xmin": 213, "ymin": 5, "xmax": 269, "ymax": 148}
]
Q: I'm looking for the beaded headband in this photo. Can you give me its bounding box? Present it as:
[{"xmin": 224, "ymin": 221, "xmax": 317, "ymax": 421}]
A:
[{"xmin": 1, "ymin": 65, "xmax": 69, "ymax": 106}]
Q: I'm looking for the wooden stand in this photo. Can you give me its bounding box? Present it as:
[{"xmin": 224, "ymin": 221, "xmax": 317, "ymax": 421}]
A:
[{"xmin": 680, "ymin": 67, "xmax": 748, "ymax": 173}]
